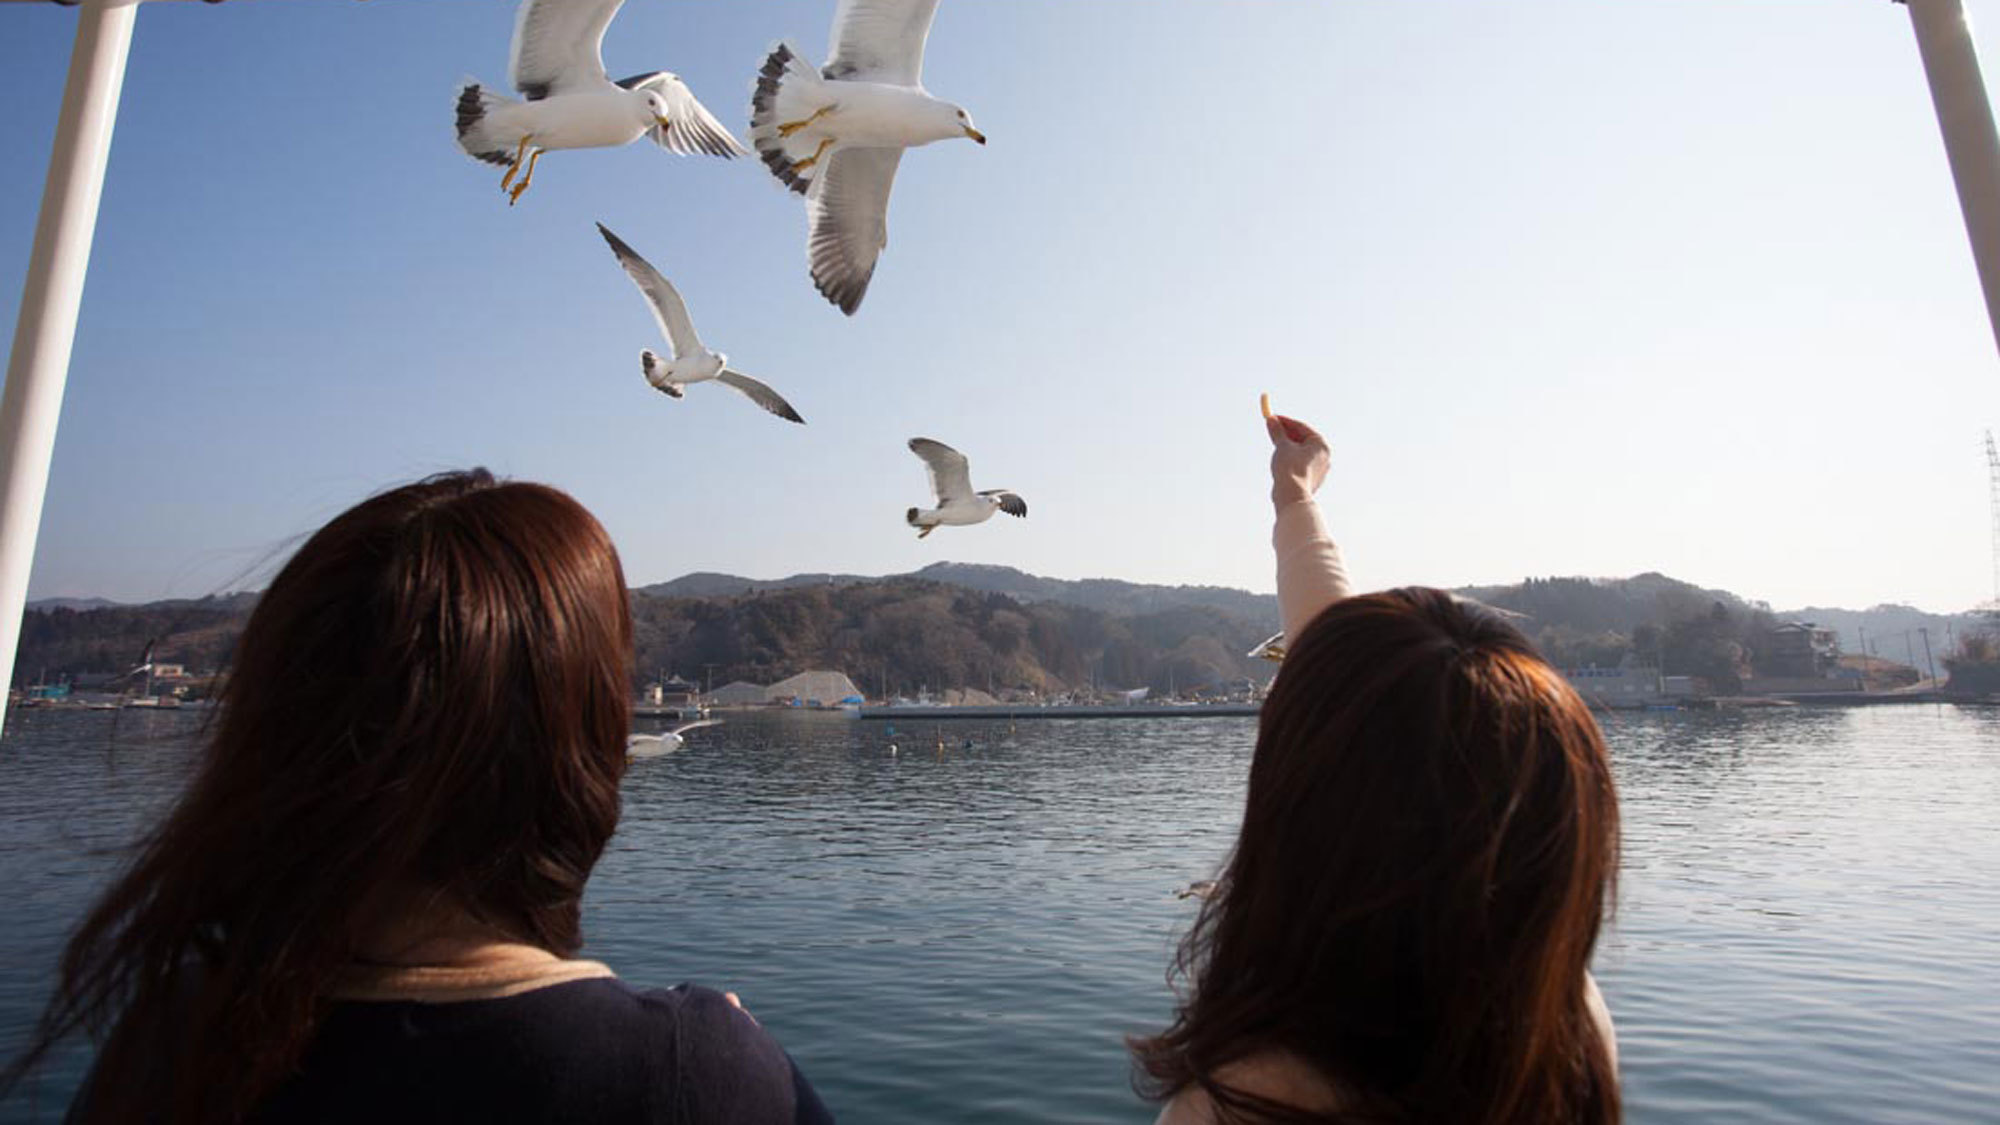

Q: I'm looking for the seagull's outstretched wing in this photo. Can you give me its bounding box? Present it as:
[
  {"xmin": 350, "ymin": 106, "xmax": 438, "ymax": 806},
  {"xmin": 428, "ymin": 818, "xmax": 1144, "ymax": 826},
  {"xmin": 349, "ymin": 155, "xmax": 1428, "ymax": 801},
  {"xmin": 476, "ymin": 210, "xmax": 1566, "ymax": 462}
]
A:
[
  {"xmin": 909, "ymin": 438, "xmax": 974, "ymax": 506},
  {"xmin": 717, "ymin": 370, "xmax": 806, "ymax": 424},
  {"xmin": 981, "ymin": 490, "xmax": 1027, "ymax": 518},
  {"xmin": 118, "ymin": 638, "xmax": 157, "ymax": 680},
  {"xmin": 807, "ymin": 148, "xmax": 902, "ymax": 316},
  {"xmin": 668, "ymin": 718, "xmax": 725, "ymax": 739},
  {"xmin": 627, "ymin": 732, "xmax": 671, "ymax": 758},
  {"xmin": 596, "ymin": 223, "xmax": 703, "ymax": 359},
  {"xmin": 619, "ymin": 72, "xmax": 748, "ymax": 158},
  {"xmin": 1247, "ymin": 632, "xmax": 1287, "ymax": 662},
  {"xmin": 825, "ymin": 0, "xmax": 941, "ymax": 84},
  {"xmin": 511, "ymin": 0, "xmax": 623, "ymax": 100}
]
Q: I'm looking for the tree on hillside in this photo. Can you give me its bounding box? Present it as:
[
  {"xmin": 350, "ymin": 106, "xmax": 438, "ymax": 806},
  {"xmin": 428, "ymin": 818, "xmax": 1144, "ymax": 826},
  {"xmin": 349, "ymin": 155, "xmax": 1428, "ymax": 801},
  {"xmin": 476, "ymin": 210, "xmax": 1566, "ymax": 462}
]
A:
[
  {"xmin": 1531, "ymin": 626, "xmax": 1631, "ymax": 670},
  {"xmin": 1649, "ymin": 599, "xmax": 1782, "ymax": 692}
]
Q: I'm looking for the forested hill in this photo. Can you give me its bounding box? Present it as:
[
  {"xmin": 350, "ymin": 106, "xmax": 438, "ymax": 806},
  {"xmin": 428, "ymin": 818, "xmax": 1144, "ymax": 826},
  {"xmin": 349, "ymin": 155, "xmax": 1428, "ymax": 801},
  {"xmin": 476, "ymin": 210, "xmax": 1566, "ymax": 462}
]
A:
[
  {"xmin": 17, "ymin": 574, "xmax": 1282, "ymax": 696},
  {"xmin": 629, "ymin": 578, "xmax": 1272, "ymax": 698},
  {"xmin": 16, "ymin": 567, "xmax": 1990, "ymax": 694},
  {"xmin": 15, "ymin": 593, "xmax": 257, "ymax": 686},
  {"xmin": 637, "ymin": 562, "xmax": 1280, "ymax": 621}
]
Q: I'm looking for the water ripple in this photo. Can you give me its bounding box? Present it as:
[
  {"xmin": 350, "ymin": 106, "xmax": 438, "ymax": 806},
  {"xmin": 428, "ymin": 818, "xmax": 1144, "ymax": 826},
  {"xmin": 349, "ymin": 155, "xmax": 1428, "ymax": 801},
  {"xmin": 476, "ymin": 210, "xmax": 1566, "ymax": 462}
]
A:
[{"xmin": 1, "ymin": 706, "xmax": 1996, "ymax": 1122}]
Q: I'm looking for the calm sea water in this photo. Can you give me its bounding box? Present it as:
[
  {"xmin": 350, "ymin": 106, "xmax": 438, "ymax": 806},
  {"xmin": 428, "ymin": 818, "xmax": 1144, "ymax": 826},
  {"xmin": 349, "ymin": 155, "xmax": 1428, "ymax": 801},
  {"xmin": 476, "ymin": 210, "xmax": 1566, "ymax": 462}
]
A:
[{"xmin": 1, "ymin": 705, "xmax": 1996, "ymax": 1122}]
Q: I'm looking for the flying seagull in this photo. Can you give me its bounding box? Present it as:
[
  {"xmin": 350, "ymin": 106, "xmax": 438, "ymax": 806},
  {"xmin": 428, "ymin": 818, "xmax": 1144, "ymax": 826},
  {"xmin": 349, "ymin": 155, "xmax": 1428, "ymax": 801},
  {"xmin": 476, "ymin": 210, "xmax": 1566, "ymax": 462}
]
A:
[
  {"xmin": 905, "ymin": 438, "xmax": 1025, "ymax": 538},
  {"xmin": 1247, "ymin": 633, "xmax": 1287, "ymax": 663},
  {"xmin": 748, "ymin": 0, "xmax": 987, "ymax": 314},
  {"xmin": 455, "ymin": 0, "xmax": 746, "ymax": 205},
  {"xmin": 628, "ymin": 718, "xmax": 724, "ymax": 760},
  {"xmin": 116, "ymin": 639, "xmax": 157, "ymax": 682},
  {"xmin": 597, "ymin": 223, "xmax": 805, "ymax": 424}
]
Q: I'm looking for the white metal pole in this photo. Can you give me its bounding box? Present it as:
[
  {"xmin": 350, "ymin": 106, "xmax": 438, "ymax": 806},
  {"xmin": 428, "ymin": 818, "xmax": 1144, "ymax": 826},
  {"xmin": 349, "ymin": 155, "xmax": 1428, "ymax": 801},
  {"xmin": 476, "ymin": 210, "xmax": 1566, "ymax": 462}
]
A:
[
  {"xmin": 0, "ymin": 0, "xmax": 141, "ymax": 740},
  {"xmin": 1904, "ymin": 0, "xmax": 2000, "ymax": 360}
]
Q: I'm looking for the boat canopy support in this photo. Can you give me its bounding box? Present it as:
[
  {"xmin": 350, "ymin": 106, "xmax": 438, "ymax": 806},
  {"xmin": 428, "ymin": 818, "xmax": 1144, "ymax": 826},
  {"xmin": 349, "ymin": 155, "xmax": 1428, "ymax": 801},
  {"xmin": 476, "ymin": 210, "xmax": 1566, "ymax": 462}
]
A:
[
  {"xmin": 0, "ymin": 0, "xmax": 138, "ymax": 740},
  {"xmin": 1903, "ymin": 0, "xmax": 2000, "ymax": 362}
]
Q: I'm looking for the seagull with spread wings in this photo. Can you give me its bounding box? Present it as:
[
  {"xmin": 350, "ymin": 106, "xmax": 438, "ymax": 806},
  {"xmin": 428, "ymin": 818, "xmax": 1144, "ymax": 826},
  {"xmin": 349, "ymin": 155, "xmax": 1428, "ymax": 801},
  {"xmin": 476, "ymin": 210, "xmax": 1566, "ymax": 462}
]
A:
[
  {"xmin": 628, "ymin": 719, "xmax": 724, "ymax": 760},
  {"xmin": 596, "ymin": 224, "xmax": 804, "ymax": 424},
  {"xmin": 905, "ymin": 438, "xmax": 1025, "ymax": 539},
  {"xmin": 455, "ymin": 0, "xmax": 746, "ymax": 205},
  {"xmin": 749, "ymin": 0, "xmax": 987, "ymax": 314}
]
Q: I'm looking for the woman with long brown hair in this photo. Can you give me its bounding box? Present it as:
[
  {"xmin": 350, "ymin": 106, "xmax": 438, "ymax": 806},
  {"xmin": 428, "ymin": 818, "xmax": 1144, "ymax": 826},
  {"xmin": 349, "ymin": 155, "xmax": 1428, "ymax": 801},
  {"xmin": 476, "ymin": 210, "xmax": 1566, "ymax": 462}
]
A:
[
  {"xmin": 5, "ymin": 471, "xmax": 832, "ymax": 1123},
  {"xmin": 1132, "ymin": 413, "xmax": 1620, "ymax": 1124}
]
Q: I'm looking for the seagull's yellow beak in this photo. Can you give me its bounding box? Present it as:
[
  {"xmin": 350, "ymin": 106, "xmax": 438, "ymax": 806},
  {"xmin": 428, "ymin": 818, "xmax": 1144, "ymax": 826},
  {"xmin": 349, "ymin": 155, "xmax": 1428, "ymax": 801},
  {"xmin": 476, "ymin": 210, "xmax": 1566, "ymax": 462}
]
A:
[
  {"xmin": 656, "ymin": 115, "xmax": 674, "ymax": 130},
  {"xmin": 963, "ymin": 125, "xmax": 987, "ymax": 145}
]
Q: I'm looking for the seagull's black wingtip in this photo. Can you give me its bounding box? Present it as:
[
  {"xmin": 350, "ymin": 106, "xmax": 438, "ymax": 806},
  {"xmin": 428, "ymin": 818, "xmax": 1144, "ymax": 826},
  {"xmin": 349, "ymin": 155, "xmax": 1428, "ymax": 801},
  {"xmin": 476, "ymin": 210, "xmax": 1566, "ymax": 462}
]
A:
[{"xmin": 596, "ymin": 222, "xmax": 636, "ymax": 259}]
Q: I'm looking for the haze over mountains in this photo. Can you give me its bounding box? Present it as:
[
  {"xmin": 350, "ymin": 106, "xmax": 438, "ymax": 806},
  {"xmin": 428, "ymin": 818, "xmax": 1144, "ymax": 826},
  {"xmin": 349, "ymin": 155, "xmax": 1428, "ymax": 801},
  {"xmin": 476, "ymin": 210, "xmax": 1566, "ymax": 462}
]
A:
[{"xmin": 18, "ymin": 564, "xmax": 1992, "ymax": 694}]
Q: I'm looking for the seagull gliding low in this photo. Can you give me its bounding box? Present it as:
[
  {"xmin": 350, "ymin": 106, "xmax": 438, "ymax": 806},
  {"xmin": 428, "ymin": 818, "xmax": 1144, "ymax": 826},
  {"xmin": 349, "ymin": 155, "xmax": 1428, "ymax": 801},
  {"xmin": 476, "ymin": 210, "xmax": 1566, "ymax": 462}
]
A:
[{"xmin": 628, "ymin": 719, "xmax": 724, "ymax": 759}]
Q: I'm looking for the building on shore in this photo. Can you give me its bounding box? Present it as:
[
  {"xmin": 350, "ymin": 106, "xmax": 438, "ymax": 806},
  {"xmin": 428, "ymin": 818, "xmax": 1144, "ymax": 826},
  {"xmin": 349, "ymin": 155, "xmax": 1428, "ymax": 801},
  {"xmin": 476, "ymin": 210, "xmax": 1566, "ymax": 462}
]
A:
[
  {"xmin": 766, "ymin": 670, "xmax": 864, "ymax": 708},
  {"xmin": 1560, "ymin": 658, "xmax": 1699, "ymax": 709},
  {"xmin": 643, "ymin": 676, "xmax": 702, "ymax": 709},
  {"xmin": 1562, "ymin": 661, "xmax": 1665, "ymax": 709},
  {"xmin": 1758, "ymin": 622, "xmax": 1843, "ymax": 679},
  {"xmin": 1740, "ymin": 671, "xmax": 1867, "ymax": 696},
  {"xmin": 706, "ymin": 680, "xmax": 770, "ymax": 708},
  {"xmin": 1943, "ymin": 658, "xmax": 2000, "ymax": 698},
  {"xmin": 1740, "ymin": 621, "xmax": 1872, "ymax": 694}
]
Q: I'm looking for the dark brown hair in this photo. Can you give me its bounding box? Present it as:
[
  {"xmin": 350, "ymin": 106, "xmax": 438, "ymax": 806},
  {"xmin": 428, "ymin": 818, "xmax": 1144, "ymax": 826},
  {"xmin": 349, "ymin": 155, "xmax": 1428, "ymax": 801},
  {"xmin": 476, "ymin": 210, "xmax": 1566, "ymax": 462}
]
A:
[
  {"xmin": 1133, "ymin": 588, "xmax": 1620, "ymax": 1124},
  {"xmin": 6, "ymin": 470, "xmax": 634, "ymax": 1123}
]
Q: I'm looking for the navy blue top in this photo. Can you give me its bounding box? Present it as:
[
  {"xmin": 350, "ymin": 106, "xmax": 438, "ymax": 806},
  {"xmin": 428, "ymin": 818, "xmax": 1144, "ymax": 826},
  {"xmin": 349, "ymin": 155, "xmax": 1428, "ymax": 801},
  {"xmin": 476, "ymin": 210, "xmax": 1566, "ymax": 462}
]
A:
[{"xmin": 244, "ymin": 978, "xmax": 833, "ymax": 1124}]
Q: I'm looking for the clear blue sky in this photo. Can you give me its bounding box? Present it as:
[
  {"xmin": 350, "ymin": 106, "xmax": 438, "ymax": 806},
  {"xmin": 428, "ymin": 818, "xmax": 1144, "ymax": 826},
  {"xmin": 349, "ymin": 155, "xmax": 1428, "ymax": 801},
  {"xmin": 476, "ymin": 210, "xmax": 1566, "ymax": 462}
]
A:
[{"xmin": 3, "ymin": 0, "xmax": 1997, "ymax": 612}]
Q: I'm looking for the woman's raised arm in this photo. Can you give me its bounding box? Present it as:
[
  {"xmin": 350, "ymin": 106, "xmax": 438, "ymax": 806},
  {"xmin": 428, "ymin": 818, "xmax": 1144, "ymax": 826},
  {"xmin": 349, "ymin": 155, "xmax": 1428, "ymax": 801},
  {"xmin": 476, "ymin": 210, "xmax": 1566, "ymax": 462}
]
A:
[{"xmin": 1266, "ymin": 409, "xmax": 1349, "ymax": 638}]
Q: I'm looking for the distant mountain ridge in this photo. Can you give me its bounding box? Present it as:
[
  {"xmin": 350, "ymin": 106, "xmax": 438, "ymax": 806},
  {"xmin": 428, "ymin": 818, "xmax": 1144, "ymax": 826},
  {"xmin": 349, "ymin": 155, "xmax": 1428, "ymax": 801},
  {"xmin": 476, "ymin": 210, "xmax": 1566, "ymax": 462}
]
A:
[
  {"xmin": 27, "ymin": 592, "xmax": 259, "ymax": 615},
  {"xmin": 638, "ymin": 562, "xmax": 1281, "ymax": 621},
  {"xmin": 638, "ymin": 571, "xmax": 879, "ymax": 599},
  {"xmin": 1770, "ymin": 604, "xmax": 1977, "ymax": 652},
  {"xmin": 26, "ymin": 597, "xmax": 123, "ymax": 612},
  {"xmin": 17, "ymin": 565, "xmax": 1992, "ymax": 691}
]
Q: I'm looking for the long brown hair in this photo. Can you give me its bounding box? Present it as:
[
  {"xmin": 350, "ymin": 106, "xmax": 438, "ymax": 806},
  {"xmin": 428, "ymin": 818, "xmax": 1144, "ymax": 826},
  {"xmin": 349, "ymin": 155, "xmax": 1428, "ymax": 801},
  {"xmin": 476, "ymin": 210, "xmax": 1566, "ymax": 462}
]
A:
[
  {"xmin": 6, "ymin": 470, "xmax": 634, "ymax": 1123},
  {"xmin": 1133, "ymin": 588, "xmax": 1620, "ymax": 1124}
]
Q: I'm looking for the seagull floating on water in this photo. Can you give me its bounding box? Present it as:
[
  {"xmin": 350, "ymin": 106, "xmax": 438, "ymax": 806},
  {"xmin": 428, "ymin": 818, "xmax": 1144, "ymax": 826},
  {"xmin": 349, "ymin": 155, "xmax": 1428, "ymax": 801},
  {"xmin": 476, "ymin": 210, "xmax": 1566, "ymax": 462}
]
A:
[
  {"xmin": 749, "ymin": 0, "xmax": 987, "ymax": 314},
  {"xmin": 597, "ymin": 224, "xmax": 805, "ymax": 424},
  {"xmin": 906, "ymin": 438, "xmax": 1025, "ymax": 538},
  {"xmin": 455, "ymin": 0, "xmax": 746, "ymax": 205},
  {"xmin": 628, "ymin": 718, "xmax": 724, "ymax": 760}
]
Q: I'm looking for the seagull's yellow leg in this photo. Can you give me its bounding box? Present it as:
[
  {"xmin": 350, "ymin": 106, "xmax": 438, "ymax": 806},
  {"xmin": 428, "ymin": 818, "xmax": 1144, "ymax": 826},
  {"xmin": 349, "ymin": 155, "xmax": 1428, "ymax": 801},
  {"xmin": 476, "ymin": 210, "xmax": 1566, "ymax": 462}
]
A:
[
  {"xmin": 792, "ymin": 137, "xmax": 835, "ymax": 174},
  {"xmin": 776, "ymin": 105, "xmax": 833, "ymax": 138},
  {"xmin": 500, "ymin": 136, "xmax": 532, "ymax": 192},
  {"xmin": 917, "ymin": 524, "xmax": 934, "ymax": 539},
  {"xmin": 508, "ymin": 148, "xmax": 545, "ymax": 206}
]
